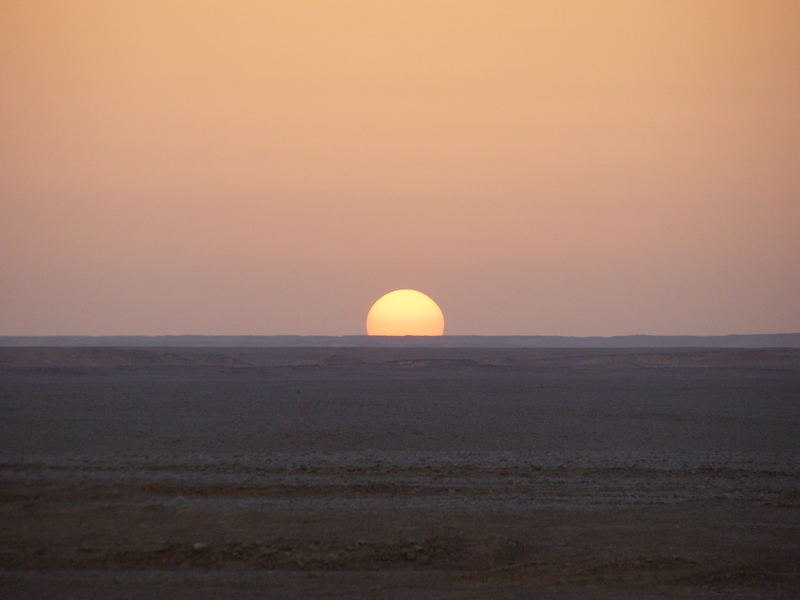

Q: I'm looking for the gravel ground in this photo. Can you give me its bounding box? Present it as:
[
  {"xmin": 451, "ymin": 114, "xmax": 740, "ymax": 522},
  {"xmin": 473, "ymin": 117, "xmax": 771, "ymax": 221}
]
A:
[{"xmin": 1, "ymin": 347, "xmax": 798, "ymax": 598}]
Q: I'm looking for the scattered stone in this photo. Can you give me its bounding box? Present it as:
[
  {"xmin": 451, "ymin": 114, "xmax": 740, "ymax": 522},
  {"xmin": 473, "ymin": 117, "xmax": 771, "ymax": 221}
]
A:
[
  {"xmin": 192, "ymin": 542, "xmax": 208, "ymax": 552},
  {"xmin": 403, "ymin": 549, "xmax": 417, "ymax": 561},
  {"xmin": 151, "ymin": 540, "xmax": 171, "ymax": 553},
  {"xmin": 418, "ymin": 553, "xmax": 431, "ymax": 565}
]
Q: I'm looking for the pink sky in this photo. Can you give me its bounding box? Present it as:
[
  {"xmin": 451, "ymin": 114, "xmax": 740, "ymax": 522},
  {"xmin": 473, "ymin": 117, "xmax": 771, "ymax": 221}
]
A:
[{"xmin": 2, "ymin": 1, "xmax": 798, "ymax": 335}]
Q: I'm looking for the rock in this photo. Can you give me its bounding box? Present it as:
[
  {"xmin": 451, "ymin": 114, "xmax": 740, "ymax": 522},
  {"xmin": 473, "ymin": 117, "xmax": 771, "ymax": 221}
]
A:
[
  {"xmin": 192, "ymin": 542, "xmax": 209, "ymax": 552},
  {"xmin": 418, "ymin": 553, "xmax": 431, "ymax": 565},
  {"xmin": 403, "ymin": 549, "xmax": 417, "ymax": 561}
]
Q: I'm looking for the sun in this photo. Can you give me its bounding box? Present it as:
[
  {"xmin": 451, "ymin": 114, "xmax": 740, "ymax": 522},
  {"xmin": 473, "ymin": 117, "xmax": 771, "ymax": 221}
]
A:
[{"xmin": 366, "ymin": 289, "xmax": 445, "ymax": 336}]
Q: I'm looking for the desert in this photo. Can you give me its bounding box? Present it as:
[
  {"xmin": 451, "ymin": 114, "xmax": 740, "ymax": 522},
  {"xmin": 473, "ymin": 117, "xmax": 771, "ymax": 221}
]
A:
[{"xmin": 1, "ymin": 346, "xmax": 798, "ymax": 598}]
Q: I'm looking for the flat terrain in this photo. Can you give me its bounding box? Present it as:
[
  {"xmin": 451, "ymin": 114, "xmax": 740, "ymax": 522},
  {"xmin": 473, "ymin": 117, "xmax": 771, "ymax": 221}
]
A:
[{"xmin": 1, "ymin": 347, "xmax": 798, "ymax": 598}]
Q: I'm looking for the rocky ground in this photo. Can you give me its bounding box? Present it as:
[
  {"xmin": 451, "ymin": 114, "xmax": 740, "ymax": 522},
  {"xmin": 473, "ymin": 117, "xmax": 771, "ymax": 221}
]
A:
[{"xmin": 1, "ymin": 347, "xmax": 798, "ymax": 598}]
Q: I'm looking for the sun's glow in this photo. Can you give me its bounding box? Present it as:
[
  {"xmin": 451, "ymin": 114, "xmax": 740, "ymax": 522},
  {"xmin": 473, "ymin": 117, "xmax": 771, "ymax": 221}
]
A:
[{"xmin": 366, "ymin": 289, "xmax": 445, "ymax": 336}]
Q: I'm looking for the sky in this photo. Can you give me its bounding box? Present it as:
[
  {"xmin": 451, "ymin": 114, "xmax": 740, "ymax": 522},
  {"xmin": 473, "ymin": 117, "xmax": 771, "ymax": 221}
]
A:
[{"xmin": 2, "ymin": 0, "xmax": 798, "ymax": 336}]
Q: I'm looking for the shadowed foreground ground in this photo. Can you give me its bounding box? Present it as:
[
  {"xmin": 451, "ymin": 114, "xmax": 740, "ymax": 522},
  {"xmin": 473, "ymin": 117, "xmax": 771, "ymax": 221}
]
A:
[{"xmin": 1, "ymin": 347, "xmax": 798, "ymax": 598}]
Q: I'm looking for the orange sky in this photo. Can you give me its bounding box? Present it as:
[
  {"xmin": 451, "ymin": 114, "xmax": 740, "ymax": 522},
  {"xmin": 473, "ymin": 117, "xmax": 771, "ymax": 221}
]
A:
[{"xmin": 2, "ymin": 0, "xmax": 798, "ymax": 335}]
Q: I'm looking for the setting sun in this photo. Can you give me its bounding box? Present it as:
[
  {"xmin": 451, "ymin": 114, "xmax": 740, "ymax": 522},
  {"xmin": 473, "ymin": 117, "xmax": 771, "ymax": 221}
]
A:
[{"xmin": 366, "ymin": 289, "xmax": 444, "ymax": 336}]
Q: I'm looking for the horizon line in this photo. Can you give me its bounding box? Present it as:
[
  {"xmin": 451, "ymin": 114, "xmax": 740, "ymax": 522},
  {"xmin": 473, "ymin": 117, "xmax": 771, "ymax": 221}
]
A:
[{"xmin": 1, "ymin": 333, "xmax": 799, "ymax": 339}]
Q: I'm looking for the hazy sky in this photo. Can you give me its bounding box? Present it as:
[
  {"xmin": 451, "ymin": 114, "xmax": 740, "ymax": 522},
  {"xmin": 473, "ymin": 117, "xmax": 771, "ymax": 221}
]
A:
[{"xmin": 2, "ymin": 1, "xmax": 798, "ymax": 336}]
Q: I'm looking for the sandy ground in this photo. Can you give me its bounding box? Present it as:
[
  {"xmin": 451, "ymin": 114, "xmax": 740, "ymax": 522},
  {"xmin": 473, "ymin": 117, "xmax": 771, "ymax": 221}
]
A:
[{"xmin": 1, "ymin": 347, "xmax": 798, "ymax": 598}]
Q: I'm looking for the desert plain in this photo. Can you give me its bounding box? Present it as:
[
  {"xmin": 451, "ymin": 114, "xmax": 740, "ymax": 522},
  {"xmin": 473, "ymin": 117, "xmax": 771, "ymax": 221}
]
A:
[{"xmin": 0, "ymin": 346, "xmax": 798, "ymax": 598}]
